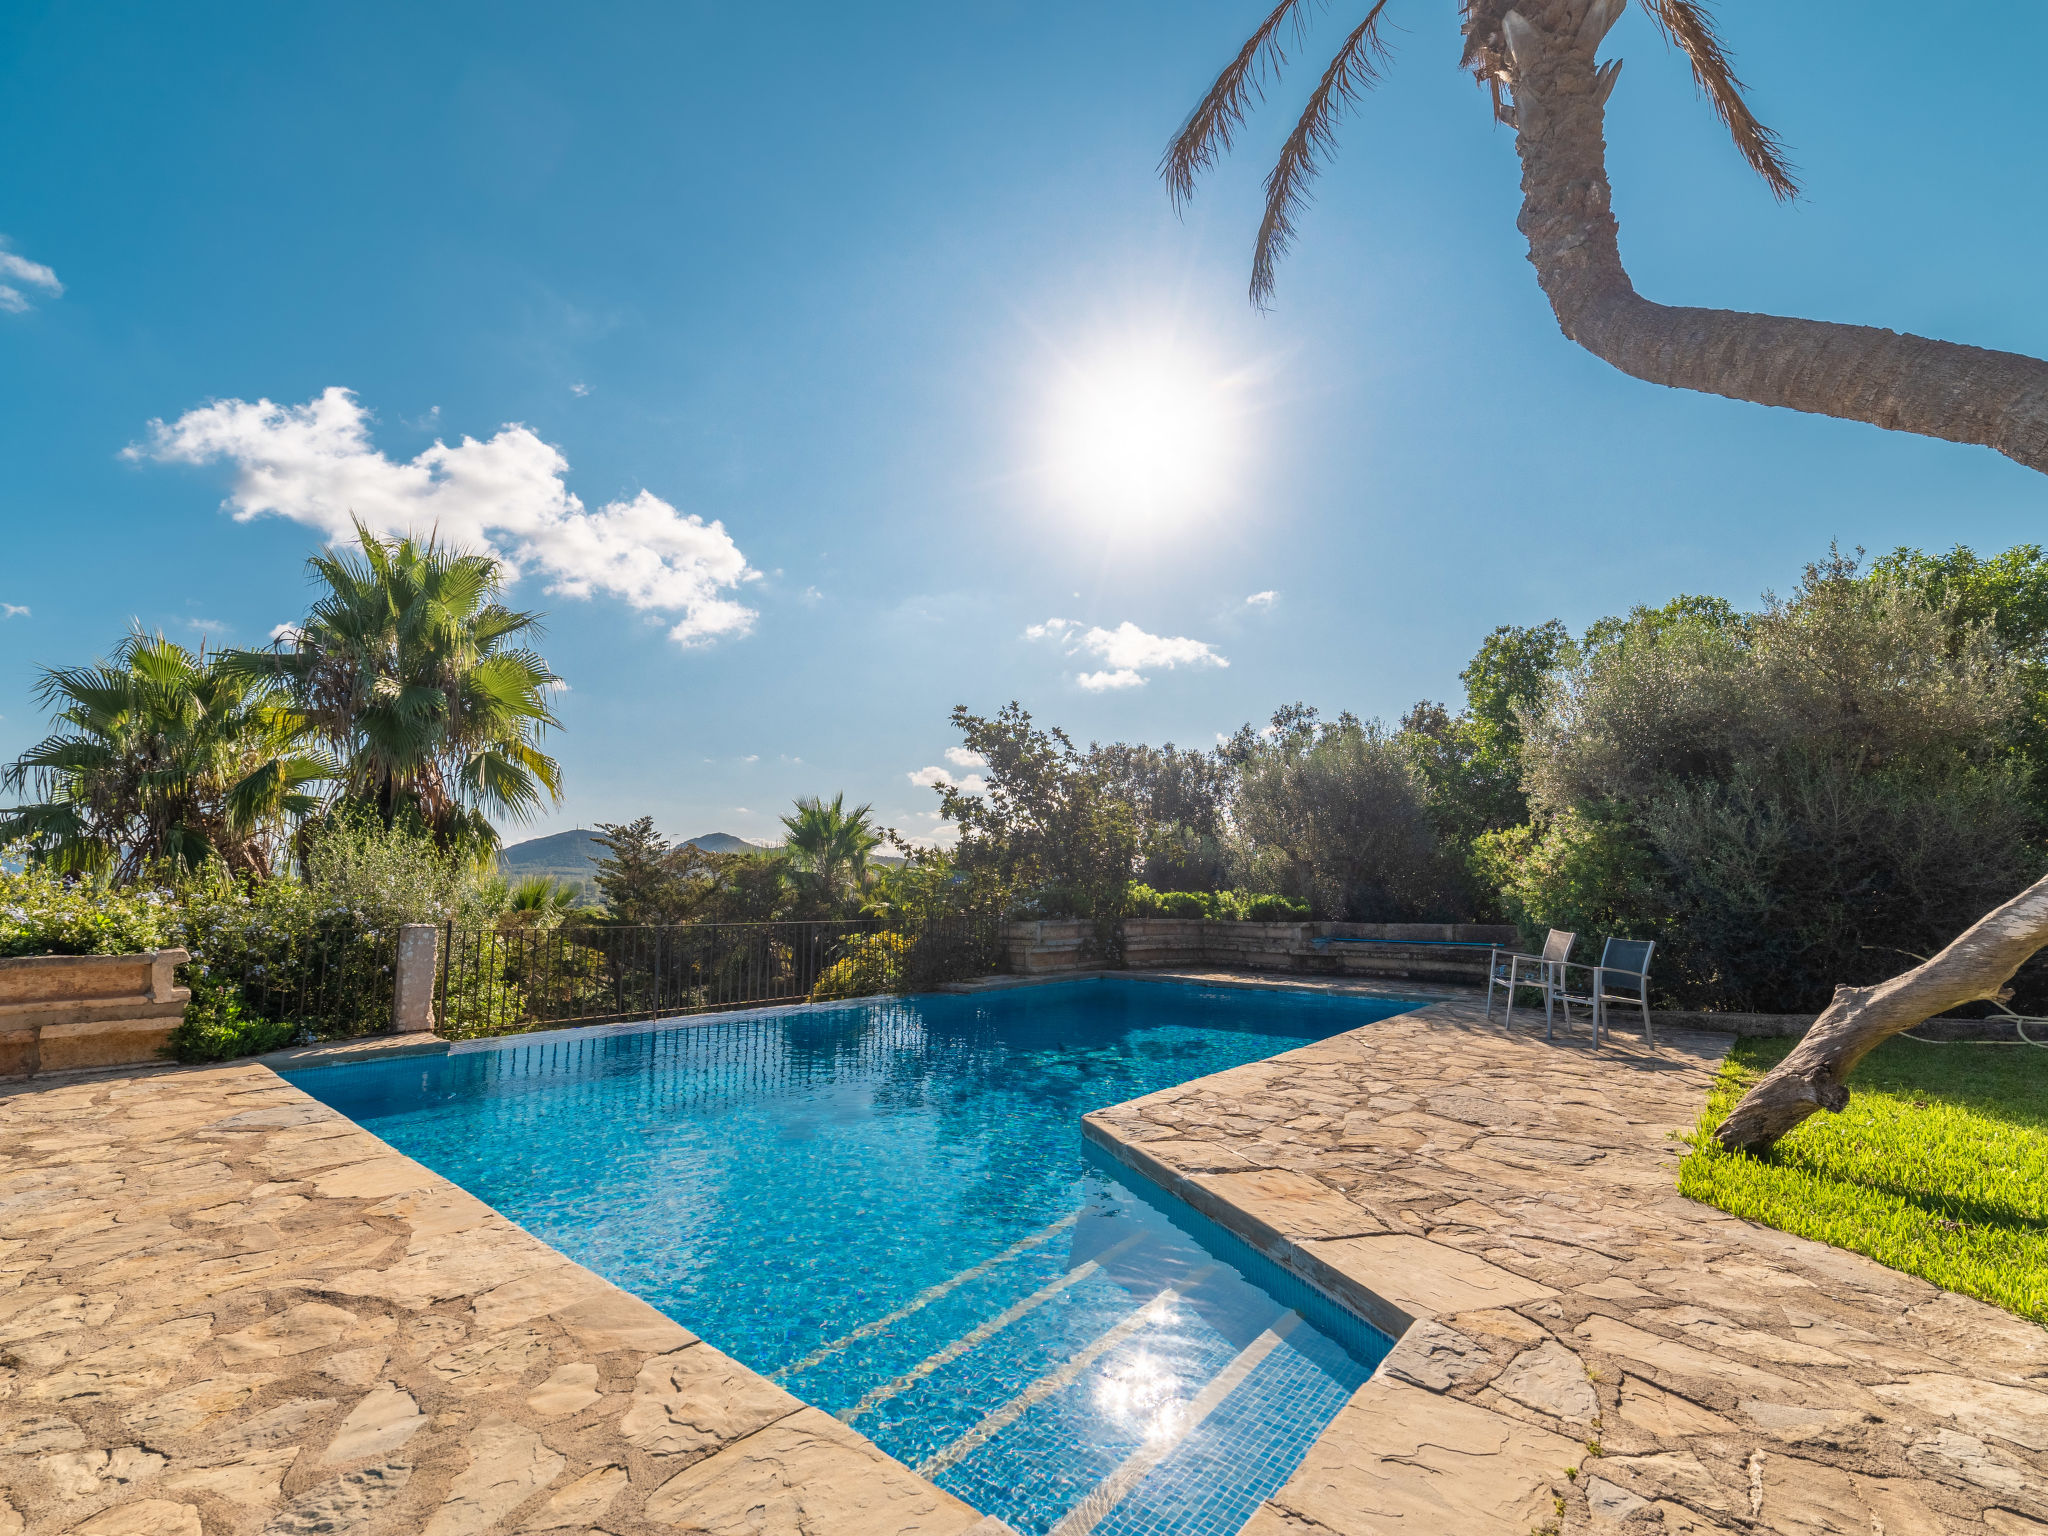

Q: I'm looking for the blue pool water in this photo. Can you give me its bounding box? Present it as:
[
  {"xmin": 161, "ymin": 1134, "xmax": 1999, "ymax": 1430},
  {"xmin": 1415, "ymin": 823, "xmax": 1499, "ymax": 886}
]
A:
[{"xmin": 287, "ymin": 977, "xmax": 1418, "ymax": 1535}]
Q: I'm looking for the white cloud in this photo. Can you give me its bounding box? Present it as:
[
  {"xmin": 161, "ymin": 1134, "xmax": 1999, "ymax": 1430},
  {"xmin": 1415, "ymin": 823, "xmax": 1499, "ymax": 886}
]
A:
[
  {"xmin": 1246, "ymin": 590, "xmax": 1277, "ymax": 607},
  {"xmin": 269, "ymin": 621, "xmax": 303, "ymax": 645},
  {"xmin": 0, "ymin": 240, "xmax": 62, "ymax": 314},
  {"xmin": 910, "ymin": 765, "xmax": 986, "ymax": 795},
  {"xmin": 1, "ymin": 604, "xmax": 28, "ymax": 620},
  {"xmin": 1077, "ymin": 668, "xmax": 1146, "ymax": 692},
  {"xmin": 1025, "ymin": 615, "xmax": 1227, "ymax": 690},
  {"xmin": 182, "ymin": 617, "xmax": 230, "ymax": 636},
  {"xmin": 128, "ymin": 387, "xmax": 758, "ymax": 647},
  {"xmin": 570, "ymin": 383, "xmax": 591, "ymax": 397},
  {"xmin": 741, "ymin": 754, "xmax": 759, "ymax": 763},
  {"xmin": 944, "ymin": 746, "xmax": 986, "ymax": 768}
]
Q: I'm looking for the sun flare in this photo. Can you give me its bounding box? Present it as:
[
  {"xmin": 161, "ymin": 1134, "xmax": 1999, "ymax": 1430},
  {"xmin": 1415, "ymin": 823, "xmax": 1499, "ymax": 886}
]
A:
[{"xmin": 1043, "ymin": 342, "xmax": 1243, "ymax": 524}]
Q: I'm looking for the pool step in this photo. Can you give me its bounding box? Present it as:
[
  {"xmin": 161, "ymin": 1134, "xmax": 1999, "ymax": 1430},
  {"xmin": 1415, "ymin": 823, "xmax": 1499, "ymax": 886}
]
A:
[
  {"xmin": 917, "ymin": 1264, "xmax": 1219, "ymax": 1479},
  {"xmin": 1047, "ymin": 1310, "xmax": 1302, "ymax": 1536}
]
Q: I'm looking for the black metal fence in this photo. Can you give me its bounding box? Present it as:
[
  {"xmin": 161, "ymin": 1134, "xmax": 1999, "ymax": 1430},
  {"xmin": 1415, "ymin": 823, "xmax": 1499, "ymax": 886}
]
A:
[
  {"xmin": 435, "ymin": 914, "xmax": 1004, "ymax": 1040},
  {"xmin": 207, "ymin": 920, "xmax": 398, "ymax": 1039}
]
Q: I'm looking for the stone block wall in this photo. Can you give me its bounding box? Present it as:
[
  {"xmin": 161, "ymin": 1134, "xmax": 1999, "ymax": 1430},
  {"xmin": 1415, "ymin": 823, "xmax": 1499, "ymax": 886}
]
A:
[
  {"xmin": 1007, "ymin": 918, "xmax": 1519, "ymax": 984},
  {"xmin": 0, "ymin": 948, "xmax": 191, "ymax": 1078}
]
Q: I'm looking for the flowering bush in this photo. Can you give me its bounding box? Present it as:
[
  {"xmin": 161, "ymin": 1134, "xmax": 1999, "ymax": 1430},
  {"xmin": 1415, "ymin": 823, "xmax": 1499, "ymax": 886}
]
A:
[{"xmin": 0, "ymin": 867, "xmax": 176, "ymax": 957}]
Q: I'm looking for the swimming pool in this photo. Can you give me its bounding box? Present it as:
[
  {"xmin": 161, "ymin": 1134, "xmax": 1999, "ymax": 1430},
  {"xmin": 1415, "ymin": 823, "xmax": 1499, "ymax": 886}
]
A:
[{"xmin": 287, "ymin": 976, "xmax": 1420, "ymax": 1535}]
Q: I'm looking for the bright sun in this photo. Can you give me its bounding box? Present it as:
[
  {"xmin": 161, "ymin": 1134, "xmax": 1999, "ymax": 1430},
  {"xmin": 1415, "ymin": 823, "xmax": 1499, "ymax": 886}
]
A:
[{"xmin": 1043, "ymin": 342, "xmax": 1242, "ymax": 525}]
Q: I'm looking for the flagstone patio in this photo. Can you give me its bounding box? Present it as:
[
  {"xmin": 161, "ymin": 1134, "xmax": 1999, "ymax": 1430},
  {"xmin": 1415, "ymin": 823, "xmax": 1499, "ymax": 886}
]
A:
[
  {"xmin": 0, "ymin": 1064, "xmax": 1003, "ymax": 1536},
  {"xmin": 1, "ymin": 979, "xmax": 2043, "ymax": 1536}
]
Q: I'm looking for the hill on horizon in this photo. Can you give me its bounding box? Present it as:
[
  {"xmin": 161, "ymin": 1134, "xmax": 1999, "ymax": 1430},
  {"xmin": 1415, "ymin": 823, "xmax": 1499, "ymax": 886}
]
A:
[
  {"xmin": 498, "ymin": 827, "xmax": 904, "ymax": 902},
  {"xmin": 497, "ymin": 827, "xmax": 781, "ymax": 897}
]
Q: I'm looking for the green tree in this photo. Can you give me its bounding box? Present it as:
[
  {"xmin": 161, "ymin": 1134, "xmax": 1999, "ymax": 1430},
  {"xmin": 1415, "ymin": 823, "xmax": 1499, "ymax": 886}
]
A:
[
  {"xmin": 1401, "ymin": 620, "xmax": 1576, "ymax": 849},
  {"xmin": 937, "ymin": 702, "xmax": 1138, "ymax": 922},
  {"xmin": 223, "ymin": 523, "xmax": 562, "ymax": 853},
  {"xmin": 779, "ymin": 793, "xmax": 882, "ymax": 907},
  {"xmin": 1090, "ymin": 741, "xmax": 1235, "ymax": 891},
  {"xmin": 591, "ymin": 817, "xmax": 686, "ymax": 923},
  {"xmin": 1, "ymin": 630, "xmax": 328, "ymax": 879}
]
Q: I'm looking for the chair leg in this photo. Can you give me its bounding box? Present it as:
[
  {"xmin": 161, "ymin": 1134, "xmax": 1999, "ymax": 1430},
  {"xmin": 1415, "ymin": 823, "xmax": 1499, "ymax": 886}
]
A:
[
  {"xmin": 1641, "ymin": 993, "xmax": 1654, "ymax": 1047},
  {"xmin": 1504, "ymin": 959, "xmax": 1518, "ymax": 1031}
]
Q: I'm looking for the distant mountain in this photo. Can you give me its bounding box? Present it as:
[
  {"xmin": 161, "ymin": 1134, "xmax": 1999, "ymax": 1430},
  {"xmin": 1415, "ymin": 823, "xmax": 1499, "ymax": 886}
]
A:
[
  {"xmin": 497, "ymin": 829, "xmax": 782, "ymax": 892},
  {"xmin": 499, "ymin": 828, "xmax": 608, "ymax": 876},
  {"xmin": 681, "ymin": 832, "xmax": 771, "ymax": 855}
]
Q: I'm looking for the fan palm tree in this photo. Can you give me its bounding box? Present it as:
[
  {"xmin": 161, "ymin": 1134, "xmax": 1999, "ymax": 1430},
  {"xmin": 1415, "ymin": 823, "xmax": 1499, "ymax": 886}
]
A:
[
  {"xmin": 780, "ymin": 793, "xmax": 883, "ymax": 903},
  {"xmin": 0, "ymin": 630, "xmax": 329, "ymax": 880},
  {"xmin": 475, "ymin": 873, "xmax": 582, "ymax": 927},
  {"xmin": 221, "ymin": 522, "xmax": 563, "ymax": 853},
  {"xmin": 1170, "ymin": 0, "xmax": 2048, "ymax": 471}
]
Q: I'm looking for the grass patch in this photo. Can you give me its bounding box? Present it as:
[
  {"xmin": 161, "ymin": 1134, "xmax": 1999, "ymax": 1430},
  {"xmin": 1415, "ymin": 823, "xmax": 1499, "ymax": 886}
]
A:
[{"xmin": 1678, "ymin": 1033, "xmax": 2048, "ymax": 1323}]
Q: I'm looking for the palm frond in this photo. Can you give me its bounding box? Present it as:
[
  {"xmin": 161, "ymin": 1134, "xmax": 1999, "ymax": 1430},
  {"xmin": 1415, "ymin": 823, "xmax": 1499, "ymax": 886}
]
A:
[
  {"xmin": 1162, "ymin": 0, "xmax": 1325, "ymax": 211},
  {"xmin": 1250, "ymin": 0, "xmax": 1394, "ymax": 308},
  {"xmin": 1640, "ymin": 0, "xmax": 1796, "ymax": 199}
]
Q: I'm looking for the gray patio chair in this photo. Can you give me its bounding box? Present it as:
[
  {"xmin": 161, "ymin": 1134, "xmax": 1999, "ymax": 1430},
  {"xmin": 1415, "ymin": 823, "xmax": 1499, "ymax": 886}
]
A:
[
  {"xmin": 1486, "ymin": 929, "xmax": 1575, "ymax": 1031},
  {"xmin": 1593, "ymin": 938, "xmax": 1657, "ymax": 1045}
]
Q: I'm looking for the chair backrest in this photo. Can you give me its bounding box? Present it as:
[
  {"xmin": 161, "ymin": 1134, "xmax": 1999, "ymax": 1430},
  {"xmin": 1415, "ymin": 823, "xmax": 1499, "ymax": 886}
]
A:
[
  {"xmin": 1601, "ymin": 937, "xmax": 1655, "ymax": 977},
  {"xmin": 1541, "ymin": 928, "xmax": 1576, "ymax": 963}
]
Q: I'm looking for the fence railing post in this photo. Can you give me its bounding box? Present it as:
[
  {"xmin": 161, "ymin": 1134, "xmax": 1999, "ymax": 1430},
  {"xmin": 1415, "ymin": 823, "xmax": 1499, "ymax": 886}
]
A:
[{"xmin": 391, "ymin": 923, "xmax": 440, "ymax": 1034}]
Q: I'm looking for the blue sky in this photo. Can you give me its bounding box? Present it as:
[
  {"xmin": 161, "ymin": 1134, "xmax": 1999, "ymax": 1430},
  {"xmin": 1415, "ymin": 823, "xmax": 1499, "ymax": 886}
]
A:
[{"xmin": 4, "ymin": 2, "xmax": 2046, "ymax": 848}]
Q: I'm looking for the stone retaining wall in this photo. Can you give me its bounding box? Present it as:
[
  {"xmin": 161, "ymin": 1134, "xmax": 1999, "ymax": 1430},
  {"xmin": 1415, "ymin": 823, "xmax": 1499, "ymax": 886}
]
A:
[
  {"xmin": 0, "ymin": 947, "xmax": 191, "ymax": 1078},
  {"xmin": 1007, "ymin": 917, "xmax": 1519, "ymax": 983}
]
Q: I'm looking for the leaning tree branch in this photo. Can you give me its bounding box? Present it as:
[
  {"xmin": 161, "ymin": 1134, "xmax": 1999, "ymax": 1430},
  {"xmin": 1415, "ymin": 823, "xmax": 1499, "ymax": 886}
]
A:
[
  {"xmin": 1500, "ymin": 0, "xmax": 2048, "ymax": 476},
  {"xmin": 1710, "ymin": 870, "xmax": 2048, "ymax": 1152}
]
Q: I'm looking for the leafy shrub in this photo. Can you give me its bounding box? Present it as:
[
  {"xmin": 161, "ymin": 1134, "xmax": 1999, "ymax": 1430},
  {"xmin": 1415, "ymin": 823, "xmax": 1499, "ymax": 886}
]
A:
[
  {"xmin": 1241, "ymin": 893, "xmax": 1309, "ymax": 922},
  {"xmin": 810, "ymin": 931, "xmax": 912, "ymax": 1002},
  {"xmin": 1124, "ymin": 884, "xmax": 1305, "ymax": 922},
  {"xmin": 167, "ymin": 972, "xmax": 300, "ymax": 1062}
]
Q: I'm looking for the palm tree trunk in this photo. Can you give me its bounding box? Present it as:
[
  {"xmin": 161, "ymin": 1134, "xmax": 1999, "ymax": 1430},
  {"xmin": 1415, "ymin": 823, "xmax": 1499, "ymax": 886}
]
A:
[
  {"xmin": 1713, "ymin": 871, "xmax": 2048, "ymax": 1152},
  {"xmin": 1503, "ymin": 1, "xmax": 2048, "ymax": 474}
]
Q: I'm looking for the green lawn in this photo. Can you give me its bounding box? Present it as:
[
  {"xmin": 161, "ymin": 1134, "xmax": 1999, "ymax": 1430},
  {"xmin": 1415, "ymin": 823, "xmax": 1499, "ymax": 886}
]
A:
[{"xmin": 1679, "ymin": 1033, "xmax": 2048, "ymax": 1323}]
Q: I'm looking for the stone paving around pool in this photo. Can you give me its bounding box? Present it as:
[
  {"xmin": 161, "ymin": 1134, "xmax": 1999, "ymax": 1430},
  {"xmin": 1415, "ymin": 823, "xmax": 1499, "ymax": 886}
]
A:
[
  {"xmin": 0, "ymin": 1063, "xmax": 1010, "ymax": 1536},
  {"xmin": 2, "ymin": 979, "xmax": 2045, "ymax": 1536},
  {"xmin": 1085, "ymin": 977, "xmax": 2048, "ymax": 1535}
]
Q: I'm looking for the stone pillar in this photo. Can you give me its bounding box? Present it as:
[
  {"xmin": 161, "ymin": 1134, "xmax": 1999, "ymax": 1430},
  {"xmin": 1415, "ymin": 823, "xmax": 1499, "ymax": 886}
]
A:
[{"xmin": 391, "ymin": 924, "xmax": 440, "ymax": 1034}]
